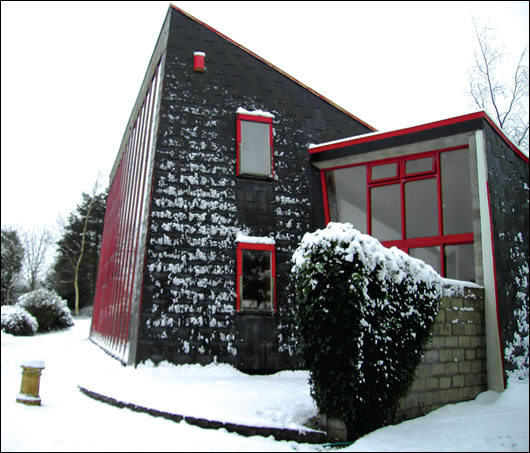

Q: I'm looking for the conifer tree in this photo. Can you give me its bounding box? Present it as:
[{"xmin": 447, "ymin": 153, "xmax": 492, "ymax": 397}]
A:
[{"xmin": 48, "ymin": 189, "xmax": 107, "ymax": 314}]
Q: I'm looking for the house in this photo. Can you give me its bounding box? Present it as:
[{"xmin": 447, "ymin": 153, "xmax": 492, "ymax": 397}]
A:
[
  {"xmin": 90, "ymin": 4, "xmax": 528, "ymax": 394},
  {"xmin": 309, "ymin": 112, "xmax": 529, "ymax": 391},
  {"xmin": 90, "ymin": 4, "xmax": 374, "ymax": 372}
]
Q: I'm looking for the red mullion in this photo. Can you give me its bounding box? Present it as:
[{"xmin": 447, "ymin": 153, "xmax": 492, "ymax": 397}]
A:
[
  {"xmin": 102, "ymin": 163, "xmax": 123, "ymax": 345},
  {"xmin": 107, "ymin": 158, "xmax": 128, "ymax": 347},
  {"xmin": 366, "ymin": 165, "xmax": 372, "ymax": 235},
  {"xmin": 269, "ymin": 120, "xmax": 274, "ymax": 178},
  {"xmin": 108, "ymin": 145, "xmax": 130, "ymax": 349},
  {"xmin": 104, "ymin": 162, "xmax": 124, "ymax": 344},
  {"xmin": 122, "ymin": 68, "xmax": 160, "ymax": 353},
  {"xmin": 93, "ymin": 175, "xmax": 119, "ymax": 335},
  {"xmin": 113, "ymin": 113, "xmax": 144, "ymax": 353},
  {"xmin": 96, "ymin": 194, "xmax": 114, "ymax": 336},
  {"xmin": 236, "ymin": 116, "xmax": 241, "ymax": 175},
  {"xmin": 321, "ymin": 170, "xmax": 331, "ymax": 225},
  {"xmin": 118, "ymin": 91, "xmax": 151, "ymax": 355},
  {"xmin": 104, "ymin": 171, "xmax": 122, "ymax": 340},
  {"xmin": 110, "ymin": 131, "xmax": 137, "ymax": 349},
  {"xmin": 436, "ymin": 151, "xmax": 445, "ymax": 275}
]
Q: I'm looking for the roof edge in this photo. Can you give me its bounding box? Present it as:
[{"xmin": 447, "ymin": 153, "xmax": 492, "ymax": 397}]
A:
[
  {"xmin": 309, "ymin": 111, "xmax": 529, "ymax": 164},
  {"xmin": 169, "ymin": 4, "xmax": 376, "ymax": 132}
]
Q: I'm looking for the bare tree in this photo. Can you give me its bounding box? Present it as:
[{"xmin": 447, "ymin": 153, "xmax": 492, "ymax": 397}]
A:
[
  {"xmin": 469, "ymin": 20, "xmax": 529, "ymax": 154},
  {"xmin": 22, "ymin": 226, "xmax": 53, "ymax": 291}
]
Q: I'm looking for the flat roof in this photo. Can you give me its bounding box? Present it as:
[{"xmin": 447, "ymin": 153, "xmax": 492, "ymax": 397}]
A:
[{"xmin": 309, "ymin": 111, "xmax": 528, "ymax": 164}]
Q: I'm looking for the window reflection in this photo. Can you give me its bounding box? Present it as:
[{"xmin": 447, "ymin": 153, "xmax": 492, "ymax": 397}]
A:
[
  {"xmin": 371, "ymin": 184, "xmax": 401, "ymax": 241},
  {"xmin": 241, "ymin": 249, "xmax": 273, "ymax": 311},
  {"xmin": 445, "ymin": 244, "xmax": 475, "ymax": 282},
  {"xmin": 327, "ymin": 166, "xmax": 367, "ymax": 233},
  {"xmin": 441, "ymin": 149, "xmax": 473, "ymax": 235},
  {"xmin": 409, "ymin": 246, "xmax": 441, "ymax": 274},
  {"xmin": 405, "ymin": 178, "xmax": 438, "ymax": 238},
  {"xmin": 239, "ymin": 120, "xmax": 271, "ymax": 177}
]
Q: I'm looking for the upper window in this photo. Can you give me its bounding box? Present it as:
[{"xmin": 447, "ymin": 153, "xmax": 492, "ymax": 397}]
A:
[
  {"xmin": 236, "ymin": 111, "xmax": 274, "ymax": 178},
  {"xmin": 236, "ymin": 240, "xmax": 276, "ymax": 313},
  {"xmin": 323, "ymin": 147, "xmax": 476, "ymax": 281}
]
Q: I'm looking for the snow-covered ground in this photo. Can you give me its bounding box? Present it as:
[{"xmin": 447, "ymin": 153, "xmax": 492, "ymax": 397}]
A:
[{"xmin": 1, "ymin": 319, "xmax": 528, "ymax": 452}]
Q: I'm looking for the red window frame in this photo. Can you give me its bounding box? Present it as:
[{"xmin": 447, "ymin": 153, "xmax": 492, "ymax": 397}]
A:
[
  {"xmin": 236, "ymin": 242, "xmax": 276, "ymax": 312},
  {"xmin": 236, "ymin": 113, "xmax": 274, "ymax": 178},
  {"xmin": 322, "ymin": 146, "xmax": 474, "ymax": 277}
]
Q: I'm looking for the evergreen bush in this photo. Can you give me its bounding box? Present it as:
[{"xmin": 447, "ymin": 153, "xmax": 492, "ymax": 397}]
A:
[
  {"xmin": 292, "ymin": 223, "xmax": 442, "ymax": 439},
  {"xmin": 17, "ymin": 288, "xmax": 74, "ymax": 332},
  {"xmin": 1, "ymin": 305, "xmax": 38, "ymax": 336}
]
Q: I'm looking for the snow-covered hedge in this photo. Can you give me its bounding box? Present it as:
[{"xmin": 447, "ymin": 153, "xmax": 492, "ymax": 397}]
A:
[
  {"xmin": 1, "ymin": 305, "xmax": 38, "ymax": 336},
  {"xmin": 292, "ymin": 223, "xmax": 442, "ymax": 439},
  {"xmin": 17, "ymin": 289, "xmax": 74, "ymax": 332}
]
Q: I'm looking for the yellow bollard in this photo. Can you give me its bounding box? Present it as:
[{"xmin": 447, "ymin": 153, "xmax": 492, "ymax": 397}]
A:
[{"xmin": 16, "ymin": 360, "xmax": 45, "ymax": 406}]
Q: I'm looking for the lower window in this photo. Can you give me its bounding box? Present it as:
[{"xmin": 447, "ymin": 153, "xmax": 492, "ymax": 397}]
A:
[{"xmin": 237, "ymin": 242, "xmax": 276, "ymax": 312}]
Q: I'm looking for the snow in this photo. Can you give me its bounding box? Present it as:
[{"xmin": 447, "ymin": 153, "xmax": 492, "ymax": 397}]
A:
[
  {"xmin": 2, "ymin": 319, "xmax": 528, "ymax": 452},
  {"xmin": 236, "ymin": 107, "xmax": 275, "ymax": 118},
  {"xmin": 20, "ymin": 359, "xmax": 45, "ymax": 368},
  {"xmin": 236, "ymin": 232, "xmax": 276, "ymax": 244}
]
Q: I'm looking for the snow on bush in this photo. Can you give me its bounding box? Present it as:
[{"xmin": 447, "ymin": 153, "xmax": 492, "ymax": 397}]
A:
[
  {"xmin": 1, "ymin": 305, "xmax": 38, "ymax": 336},
  {"xmin": 292, "ymin": 223, "xmax": 442, "ymax": 440},
  {"xmin": 17, "ymin": 289, "xmax": 74, "ymax": 332}
]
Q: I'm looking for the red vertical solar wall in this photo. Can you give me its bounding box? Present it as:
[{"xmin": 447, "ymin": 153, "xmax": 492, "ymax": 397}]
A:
[{"xmin": 91, "ymin": 63, "xmax": 162, "ymax": 363}]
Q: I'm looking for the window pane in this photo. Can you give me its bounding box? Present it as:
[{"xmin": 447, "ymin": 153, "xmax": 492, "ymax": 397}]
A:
[
  {"xmin": 371, "ymin": 162, "xmax": 397, "ymax": 180},
  {"xmin": 405, "ymin": 178, "xmax": 438, "ymax": 238},
  {"xmin": 240, "ymin": 120, "xmax": 271, "ymax": 176},
  {"xmin": 327, "ymin": 166, "xmax": 367, "ymax": 233},
  {"xmin": 405, "ymin": 157, "xmax": 433, "ymax": 175},
  {"xmin": 409, "ymin": 246, "xmax": 441, "ymax": 274},
  {"xmin": 371, "ymin": 184, "xmax": 401, "ymax": 241},
  {"xmin": 445, "ymin": 244, "xmax": 475, "ymax": 282},
  {"xmin": 241, "ymin": 249, "xmax": 272, "ymax": 311},
  {"xmin": 441, "ymin": 149, "xmax": 473, "ymax": 235}
]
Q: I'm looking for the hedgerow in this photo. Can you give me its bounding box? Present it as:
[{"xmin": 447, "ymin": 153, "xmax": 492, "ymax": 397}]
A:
[
  {"xmin": 291, "ymin": 223, "xmax": 442, "ymax": 439},
  {"xmin": 1, "ymin": 305, "xmax": 38, "ymax": 336},
  {"xmin": 17, "ymin": 288, "xmax": 74, "ymax": 332}
]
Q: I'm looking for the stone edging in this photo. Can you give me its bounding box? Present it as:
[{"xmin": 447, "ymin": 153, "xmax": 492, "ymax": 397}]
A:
[{"xmin": 78, "ymin": 386, "xmax": 334, "ymax": 444}]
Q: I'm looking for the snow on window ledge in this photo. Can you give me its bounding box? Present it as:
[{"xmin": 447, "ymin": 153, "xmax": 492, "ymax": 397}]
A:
[
  {"xmin": 236, "ymin": 107, "xmax": 275, "ymax": 119},
  {"xmin": 236, "ymin": 232, "xmax": 275, "ymax": 245}
]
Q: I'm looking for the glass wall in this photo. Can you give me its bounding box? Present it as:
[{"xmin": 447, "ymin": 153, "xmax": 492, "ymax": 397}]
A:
[{"xmin": 324, "ymin": 146, "xmax": 475, "ymax": 281}]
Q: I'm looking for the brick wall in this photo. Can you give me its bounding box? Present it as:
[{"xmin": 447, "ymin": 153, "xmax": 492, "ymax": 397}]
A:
[{"xmin": 396, "ymin": 285, "xmax": 487, "ymax": 422}]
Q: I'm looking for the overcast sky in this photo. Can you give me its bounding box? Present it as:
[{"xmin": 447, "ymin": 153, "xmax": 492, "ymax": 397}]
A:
[{"xmin": 1, "ymin": 1, "xmax": 528, "ymax": 234}]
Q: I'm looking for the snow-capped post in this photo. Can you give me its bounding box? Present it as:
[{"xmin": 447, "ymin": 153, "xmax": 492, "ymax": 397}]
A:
[{"xmin": 16, "ymin": 360, "xmax": 45, "ymax": 406}]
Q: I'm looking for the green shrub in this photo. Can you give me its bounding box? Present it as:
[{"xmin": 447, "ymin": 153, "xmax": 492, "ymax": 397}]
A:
[
  {"xmin": 17, "ymin": 288, "xmax": 74, "ymax": 332},
  {"xmin": 1, "ymin": 305, "xmax": 38, "ymax": 336},
  {"xmin": 292, "ymin": 223, "xmax": 442, "ymax": 439}
]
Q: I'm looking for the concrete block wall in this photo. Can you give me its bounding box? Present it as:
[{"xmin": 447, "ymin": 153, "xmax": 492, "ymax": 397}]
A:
[{"xmin": 395, "ymin": 285, "xmax": 487, "ymax": 422}]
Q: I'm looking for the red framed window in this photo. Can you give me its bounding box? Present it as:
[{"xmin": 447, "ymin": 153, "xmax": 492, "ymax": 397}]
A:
[
  {"xmin": 236, "ymin": 112, "xmax": 274, "ymax": 178},
  {"xmin": 323, "ymin": 146, "xmax": 476, "ymax": 281},
  {"xmin": 236, "ymin": 242, "xmax": 276, "ymax": 312}
]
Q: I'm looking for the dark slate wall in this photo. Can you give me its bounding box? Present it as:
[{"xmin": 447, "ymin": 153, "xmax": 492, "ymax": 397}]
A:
[
  {"xmin": 484, "ymin": 121, "xmax": 529, "ymax": 380},
  {"xmin": 134, "ymin": 7, "xmax": 372, "ymax": 370}
]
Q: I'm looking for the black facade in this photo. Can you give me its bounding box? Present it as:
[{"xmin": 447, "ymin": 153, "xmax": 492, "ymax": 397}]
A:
[
  {"xmin": 484, "ymin": 120, "xmax": 529, "ymax": 382},
  {"xmin": 91, "ymin": 5, "xmax": 372, "ymax": 371}
]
